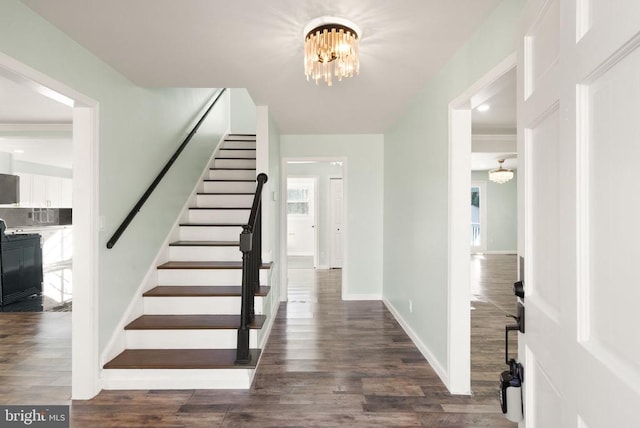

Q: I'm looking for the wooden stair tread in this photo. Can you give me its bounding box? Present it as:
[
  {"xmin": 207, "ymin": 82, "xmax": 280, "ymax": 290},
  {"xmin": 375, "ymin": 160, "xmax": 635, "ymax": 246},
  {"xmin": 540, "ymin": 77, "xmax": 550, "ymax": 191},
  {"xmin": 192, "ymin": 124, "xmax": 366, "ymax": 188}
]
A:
[
  {"xmin": 104, "ymin": 349, "xmax": 261, "ymax": 369},
  {"xmin": 157, "ymin": 261, "xmax": 271, "ymax": 269},
  {"xmin": 144, "ymin": 285, "xmax": 270, "ymax": 297},
  {"xmin": 125, "ymin": 314, "xmax": 266, "ymax": 330},
  {"xmin": 169, "ymin": 241, "xmax": 239, "ymax": 247}
]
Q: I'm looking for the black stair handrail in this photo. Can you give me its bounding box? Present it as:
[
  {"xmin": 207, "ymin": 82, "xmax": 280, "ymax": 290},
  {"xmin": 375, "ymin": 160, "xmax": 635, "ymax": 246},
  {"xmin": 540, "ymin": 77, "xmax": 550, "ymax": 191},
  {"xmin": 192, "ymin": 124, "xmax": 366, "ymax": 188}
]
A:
[
  {"xmin": 106, "ymin": 88, "xmax": 227, "ymax": 249},
  {"xmin": 236, "ymin": 172, "xmax": 268, "ymax": 364}
]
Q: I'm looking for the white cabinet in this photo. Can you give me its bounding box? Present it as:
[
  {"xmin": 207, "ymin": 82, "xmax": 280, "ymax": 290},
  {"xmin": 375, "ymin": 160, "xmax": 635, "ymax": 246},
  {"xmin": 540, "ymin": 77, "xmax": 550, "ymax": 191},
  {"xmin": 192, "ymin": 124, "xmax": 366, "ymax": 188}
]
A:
[{"xmin": 16, "ymin": 173, "xmax": 72, "ymax": 208}]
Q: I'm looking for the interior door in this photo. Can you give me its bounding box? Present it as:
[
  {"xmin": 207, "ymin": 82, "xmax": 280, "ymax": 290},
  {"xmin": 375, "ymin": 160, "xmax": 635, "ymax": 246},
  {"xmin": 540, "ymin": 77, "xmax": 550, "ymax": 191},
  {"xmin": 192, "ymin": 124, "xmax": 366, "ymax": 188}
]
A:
[
  {"xmin": 286, "ymin": 177, "xmax": 316, "ymax": 265},
  {"xmin": 519, "ymin": 0, "xmax": 640, "ymax": 426},
  {"xmin": 329, "ymin": 178, "xmax": 343, "ymax": 268}
]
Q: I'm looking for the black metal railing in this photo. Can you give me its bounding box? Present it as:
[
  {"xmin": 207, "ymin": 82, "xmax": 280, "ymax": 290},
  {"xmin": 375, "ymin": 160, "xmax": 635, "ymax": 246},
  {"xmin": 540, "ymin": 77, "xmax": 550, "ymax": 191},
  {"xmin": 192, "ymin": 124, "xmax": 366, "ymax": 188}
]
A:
[
  {"xmin": 106, "ymin": 88, "xmax": 227, "ymax": 249},
  {"xmin": 236, "ymin": 172, "xmax": 268, "ymax": 364}
]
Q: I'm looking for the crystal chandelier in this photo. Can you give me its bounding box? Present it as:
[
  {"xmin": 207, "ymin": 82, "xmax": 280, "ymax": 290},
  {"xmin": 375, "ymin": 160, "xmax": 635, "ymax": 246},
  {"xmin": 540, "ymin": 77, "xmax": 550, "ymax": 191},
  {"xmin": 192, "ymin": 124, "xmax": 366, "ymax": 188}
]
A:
[
  {"xmin": 303, "ymin": 17, "xmax": 360, "ymax": 86},
  {"xmin": 488, "ymin": 159, "xmax": 514, "ymax": 184}
]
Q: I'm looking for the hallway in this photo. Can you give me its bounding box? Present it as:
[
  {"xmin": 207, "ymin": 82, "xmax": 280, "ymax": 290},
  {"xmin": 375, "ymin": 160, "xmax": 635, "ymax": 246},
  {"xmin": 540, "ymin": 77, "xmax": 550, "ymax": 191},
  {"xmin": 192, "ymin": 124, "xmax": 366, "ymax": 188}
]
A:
[{"xmin": 70, "ymin": 259, "xmax": 515, "ymax": 427}]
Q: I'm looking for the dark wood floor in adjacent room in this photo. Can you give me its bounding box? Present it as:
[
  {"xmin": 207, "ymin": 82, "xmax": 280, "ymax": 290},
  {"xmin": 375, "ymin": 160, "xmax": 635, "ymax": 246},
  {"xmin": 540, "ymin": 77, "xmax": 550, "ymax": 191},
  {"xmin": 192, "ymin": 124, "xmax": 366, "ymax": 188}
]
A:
[{"xmin": 0, "ymin": 255, "xmax": 518, "ymax": 427}]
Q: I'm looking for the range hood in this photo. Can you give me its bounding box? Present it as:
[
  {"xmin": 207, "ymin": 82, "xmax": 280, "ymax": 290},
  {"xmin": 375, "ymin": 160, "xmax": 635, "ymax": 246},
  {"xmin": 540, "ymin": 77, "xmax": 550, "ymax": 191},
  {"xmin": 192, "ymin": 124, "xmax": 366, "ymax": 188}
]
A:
[{"xmin": 0, "ymin": 173, "xmax": 20, "ymax": 204}]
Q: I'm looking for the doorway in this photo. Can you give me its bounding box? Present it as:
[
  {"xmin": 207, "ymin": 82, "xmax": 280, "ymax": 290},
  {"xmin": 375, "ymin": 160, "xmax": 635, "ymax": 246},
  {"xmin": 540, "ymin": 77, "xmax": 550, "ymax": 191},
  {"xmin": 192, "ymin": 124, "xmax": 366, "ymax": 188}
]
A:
[
  {"xmin": 0, "ymin": 53, "xmax": 99, "ymax": 399},
  {"xmin": 470, "ymin": 181, "xmax": 486, "ymax": 253},
  {"xmin": 448, "ymin": 53, "xmax": 518, "ymax": 393},
  {"xmin": 281, "ymin": 159, "xmax": 346, "ymax": 302}
]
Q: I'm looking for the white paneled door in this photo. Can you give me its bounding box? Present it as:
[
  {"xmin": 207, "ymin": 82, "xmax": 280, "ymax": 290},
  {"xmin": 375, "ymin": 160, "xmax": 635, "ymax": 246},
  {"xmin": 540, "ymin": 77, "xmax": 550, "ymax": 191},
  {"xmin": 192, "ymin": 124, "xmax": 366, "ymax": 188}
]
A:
[
  {"xmin": 519, "ymin": 0, "xmax": 640, "ymax": 427},
  {"xmin": 329, "ymin": 178, "xmax": 343, "ymax": 268}
]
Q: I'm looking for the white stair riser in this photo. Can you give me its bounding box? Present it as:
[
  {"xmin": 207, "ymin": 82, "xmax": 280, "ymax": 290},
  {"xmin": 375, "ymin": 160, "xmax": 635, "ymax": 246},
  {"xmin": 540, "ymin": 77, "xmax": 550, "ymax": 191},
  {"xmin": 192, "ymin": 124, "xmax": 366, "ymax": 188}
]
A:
[
  {"xmin": 125, "ymin": 330, "xmax": 258, "ymax": 350},
  {"xmin": 180, "ymin": 226, "xmax": 244, "ymax": 241},
  {"xmin": 213, "ymin": 158, "xmax": 256, "ymax": 169},
  {"xmin": 222, "ymin": 141, "xmax": 256, "ymax": 150},
  {"xmin": 101, "ymin": 369, "xmax": 254, "ymax": 390},
  {"xmin": 143, "ymin": 296, "xmax": 265, "ymax": 315},
  {"xmin": 208, "ymin": 169, "xmax": 255, "ymax": 180},
  {"xmin": 158, "ymin": 269, "xmax": 270, "ymax": 286},
  {"xmin": 196, "ymin": 194, "xmax": 254, "ymax": 208},
  {"xmin": 218, "ymin": 149, "xmax": 256, "ymax": 159},
  {"xmin": 169, "ymin": 245, "xmax": 241, "ymax": 262},
  {"xmin": 203, "ymin": 181, "xmax": 255, "ymax": 193},
  {"xmin": 189, "ymin": 209, "xmax": 249, "ymax": 223}
]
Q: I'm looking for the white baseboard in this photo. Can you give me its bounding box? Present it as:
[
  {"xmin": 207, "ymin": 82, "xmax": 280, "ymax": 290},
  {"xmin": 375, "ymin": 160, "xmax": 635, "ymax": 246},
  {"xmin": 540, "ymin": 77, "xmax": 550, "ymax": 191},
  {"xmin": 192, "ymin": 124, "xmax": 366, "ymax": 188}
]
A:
[
  {"xmin": 342, "ymin": 293, "xmax": 382, "ymax": 301},
  {"xmin": 476, "ymin": 250, "xmax": 517, "ymax": 255},
  {"xmin": 382, "ymin": 298, "xmax": 450, "ymax": 389}
]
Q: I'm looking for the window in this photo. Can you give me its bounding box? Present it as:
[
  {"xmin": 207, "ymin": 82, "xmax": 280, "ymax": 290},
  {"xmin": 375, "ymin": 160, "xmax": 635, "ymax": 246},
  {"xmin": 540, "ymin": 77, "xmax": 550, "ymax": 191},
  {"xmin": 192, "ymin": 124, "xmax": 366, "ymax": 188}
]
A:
[{"xmin": 287, "ymin": 187, "xmax": 310, "ymax": 215}]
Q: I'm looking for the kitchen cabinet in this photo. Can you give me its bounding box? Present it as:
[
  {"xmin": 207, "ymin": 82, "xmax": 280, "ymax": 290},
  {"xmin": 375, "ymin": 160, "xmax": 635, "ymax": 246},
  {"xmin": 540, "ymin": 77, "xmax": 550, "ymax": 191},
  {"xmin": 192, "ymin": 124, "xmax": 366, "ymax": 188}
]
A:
[{"xmin": 16, "ymin": 173, "xmax": 72, "ymax": 208}]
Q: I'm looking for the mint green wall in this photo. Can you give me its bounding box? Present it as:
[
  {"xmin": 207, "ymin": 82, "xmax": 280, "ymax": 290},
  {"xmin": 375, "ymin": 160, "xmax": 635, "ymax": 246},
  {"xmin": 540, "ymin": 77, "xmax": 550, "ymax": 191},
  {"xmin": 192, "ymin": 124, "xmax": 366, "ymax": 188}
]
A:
[
  {"xmin": 264, "ymin": 111, "xmax": 281, "ymax": 316},
  {"xmin": 230, "ymin": 88, "xmax": 256, "ymax": 134},
  {"xmin": 281, "ymin": 134, "xmax": 383, "ymax": 298},
  {"xmin": 472, "ymin": 171, "xmax": 517, "ymax": 252},
  {"xmin": 0, "ymin": 0, "xmax": 229, "ymax": 352},
  {"xmin": 383, "ymin": 0, "xmax": 525, "ymax": 373}
]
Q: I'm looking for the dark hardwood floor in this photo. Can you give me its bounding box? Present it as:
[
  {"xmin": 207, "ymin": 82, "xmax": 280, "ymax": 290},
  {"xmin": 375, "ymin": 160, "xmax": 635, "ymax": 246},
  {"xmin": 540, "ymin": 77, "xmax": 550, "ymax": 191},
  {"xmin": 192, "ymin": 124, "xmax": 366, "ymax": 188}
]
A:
[{"xmin": 0, "ymin": 255, "xmax": 518, "ymax": 427}]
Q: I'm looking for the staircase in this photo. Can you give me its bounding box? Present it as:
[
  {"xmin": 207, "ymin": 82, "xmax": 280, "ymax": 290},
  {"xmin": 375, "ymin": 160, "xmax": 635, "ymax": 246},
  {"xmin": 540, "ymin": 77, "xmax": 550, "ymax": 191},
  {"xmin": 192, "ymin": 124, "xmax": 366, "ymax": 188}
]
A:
[{"xmin": 103, "ymin": 134, "xmax": 271, "ymax": 389}]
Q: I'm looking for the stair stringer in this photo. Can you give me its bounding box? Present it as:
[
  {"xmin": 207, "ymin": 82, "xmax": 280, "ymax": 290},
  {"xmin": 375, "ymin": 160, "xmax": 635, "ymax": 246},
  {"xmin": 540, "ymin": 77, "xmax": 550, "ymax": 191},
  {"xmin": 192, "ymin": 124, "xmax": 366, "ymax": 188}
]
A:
[{"xmin": 99, "ymin": 132, "xmax": 228, "ymax": 377}]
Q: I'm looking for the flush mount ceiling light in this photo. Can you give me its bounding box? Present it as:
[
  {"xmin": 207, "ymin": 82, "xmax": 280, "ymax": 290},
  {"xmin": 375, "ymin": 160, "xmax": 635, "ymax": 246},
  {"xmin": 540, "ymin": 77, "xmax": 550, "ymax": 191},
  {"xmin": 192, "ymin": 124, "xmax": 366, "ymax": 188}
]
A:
[
  {"xmin": 476, "ymin": 103, "xmax": 490, "ymax": 112},
  {"xmin": 488, "ymin": 159, "xmax": 514, "ymax": 184},
  {"xmin": 303, "ymin": 16, "xmax": 360, "ymax": 86}
]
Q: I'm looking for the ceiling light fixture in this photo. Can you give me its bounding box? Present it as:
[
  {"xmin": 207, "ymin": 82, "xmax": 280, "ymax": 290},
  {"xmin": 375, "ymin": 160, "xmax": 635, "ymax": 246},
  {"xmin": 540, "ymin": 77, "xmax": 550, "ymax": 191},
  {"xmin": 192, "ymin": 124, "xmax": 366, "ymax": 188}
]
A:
[
  {"xmin": 12, "ymin": 149, "xmax": 24, "ymax": 154},
  {"xmin": 488, "ymin": 159, "xmax": 514, "ymax": 184},
  {"xmin": 476, "ymin": 104, "xmax": 490, "ymax": 112},
  {"xmin": 303, "ymin": 16, "xmax": 360, "ymax": 87}
]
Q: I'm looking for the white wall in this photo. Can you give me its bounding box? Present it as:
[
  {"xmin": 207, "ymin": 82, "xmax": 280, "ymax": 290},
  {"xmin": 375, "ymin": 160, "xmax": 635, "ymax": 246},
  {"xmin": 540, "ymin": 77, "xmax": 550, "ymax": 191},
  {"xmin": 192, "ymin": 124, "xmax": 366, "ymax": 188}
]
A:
[
  {"xmin": 0, "ymin": 152, "xmax": 12, "ymax": 173},
  {"xmin": 281, "ymin": 134, "xmax": 383, "ymax": 299},
  {"xmin": 0, "ymin": 0, "xmax": 229, "ymax": 354},
  {"xmin": 471, "ymin": 170, "xmax": 517, "ymax": 253},
  {"xmin": 286, "ymin": 162, "xmax": 343, "ymax": 267},
  {"xmin": 382, "ymin": 0, "xmax": 525, "ymax": 386},
  {"xmin": 230, "ymin": 88, "xmax": 256, "ymax": 134}
]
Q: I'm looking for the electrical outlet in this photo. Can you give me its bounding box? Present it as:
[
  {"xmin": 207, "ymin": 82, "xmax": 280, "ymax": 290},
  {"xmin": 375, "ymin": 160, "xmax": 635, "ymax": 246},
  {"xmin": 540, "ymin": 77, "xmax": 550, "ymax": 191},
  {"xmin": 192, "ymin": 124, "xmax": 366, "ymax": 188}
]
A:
[{"xmin": 409, "ymin": 300, "xmax": 413, "ymax": 313}]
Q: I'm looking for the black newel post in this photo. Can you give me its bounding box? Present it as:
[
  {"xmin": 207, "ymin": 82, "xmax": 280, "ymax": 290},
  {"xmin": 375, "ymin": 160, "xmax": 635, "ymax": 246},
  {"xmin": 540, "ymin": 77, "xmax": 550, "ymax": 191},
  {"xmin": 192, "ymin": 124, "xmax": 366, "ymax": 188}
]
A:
[
  {"xmin": 235, "ymin": 225, "xmax": 253, "ymax": 364},
  {"xmin": 235, "ymin": 173, "xmax": 267, "ymax": 365}
]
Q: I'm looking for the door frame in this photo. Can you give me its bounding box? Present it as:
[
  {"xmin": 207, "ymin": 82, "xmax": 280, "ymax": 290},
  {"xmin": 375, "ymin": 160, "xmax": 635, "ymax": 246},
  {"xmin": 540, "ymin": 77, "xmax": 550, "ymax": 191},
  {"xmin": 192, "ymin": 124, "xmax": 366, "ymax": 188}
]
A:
[
  {"xmin": 0, "ymin": 52, "xmax": 100, "ymax": 399},
  {"xmin": 280, "ymin": 157, "xmax": 347, "ymax": 302},
  {"xmin": 285, "ymin": 175, "xmax": 319, "ymax": 268},
  {"xmin": 447, "ymin": 52, "xmax": 517, "ymax": 394}
]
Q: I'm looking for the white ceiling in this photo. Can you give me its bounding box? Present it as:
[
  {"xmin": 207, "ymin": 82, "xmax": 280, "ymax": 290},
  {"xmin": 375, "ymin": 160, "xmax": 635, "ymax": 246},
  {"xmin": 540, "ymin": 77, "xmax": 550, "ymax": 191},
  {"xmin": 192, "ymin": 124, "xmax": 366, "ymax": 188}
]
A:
[
  {"xmin": 0, "ymin": 76, "xmax": 73, "ymax": 169},
  {"xmin": 21, "ymin": 0, "xmax": 503, "ymax": 134},
  {"xmin": 470, "ymin": 68, "xmax": 517, "ymax": 171}
]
